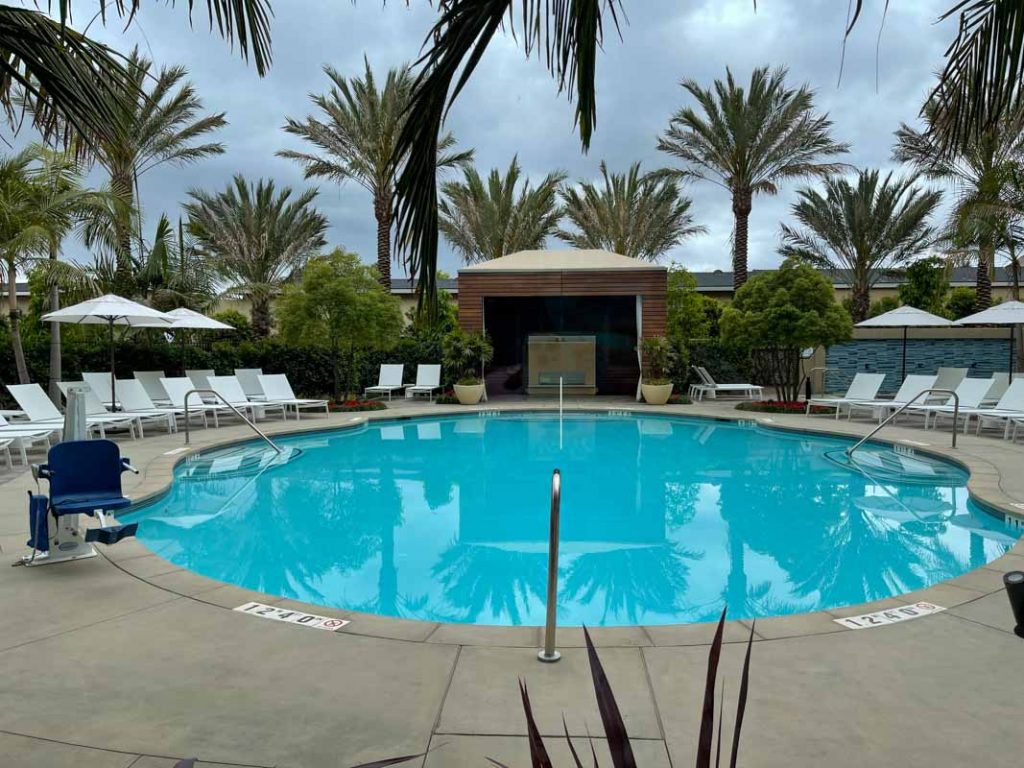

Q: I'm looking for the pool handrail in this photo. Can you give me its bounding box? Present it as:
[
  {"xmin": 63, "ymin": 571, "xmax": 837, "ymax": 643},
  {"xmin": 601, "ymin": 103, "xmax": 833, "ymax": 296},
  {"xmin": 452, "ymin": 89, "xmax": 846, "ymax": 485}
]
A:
[
  {"xmin": 846, "ymin": 388, "xmax": 959, "ymax": 457},
  {"xmin": 183, "ymin": 388, "xmax": 283, "ymax": 454},
  {"xmin": 538, "ymin": 468, "xmax": 561, "ymax": 663}
]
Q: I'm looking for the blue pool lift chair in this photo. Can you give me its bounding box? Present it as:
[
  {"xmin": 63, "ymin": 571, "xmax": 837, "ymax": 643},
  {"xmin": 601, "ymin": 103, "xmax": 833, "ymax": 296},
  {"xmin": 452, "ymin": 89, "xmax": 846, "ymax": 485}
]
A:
[{"xmin": 23, "ymin": 439, "xmax": 140, "ymax": 565}]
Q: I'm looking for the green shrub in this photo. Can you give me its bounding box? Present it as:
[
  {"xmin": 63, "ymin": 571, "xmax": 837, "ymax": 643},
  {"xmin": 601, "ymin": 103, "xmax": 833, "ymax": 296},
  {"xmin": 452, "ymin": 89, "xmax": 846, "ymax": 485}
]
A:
[
  {"xmin": 442, "ymin": 330, "xmax": 494, "ymax": 385},
  {"xmin": 641, "ymin": 336, "xmax": 675, "ymax": 384}
]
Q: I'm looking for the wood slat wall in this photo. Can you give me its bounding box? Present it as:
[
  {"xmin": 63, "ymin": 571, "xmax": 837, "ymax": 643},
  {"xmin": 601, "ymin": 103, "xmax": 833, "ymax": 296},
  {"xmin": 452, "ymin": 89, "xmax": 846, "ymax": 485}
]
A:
[{"xmin": 458, "ymin": 270, "xmax": 667, "ymax": 338}]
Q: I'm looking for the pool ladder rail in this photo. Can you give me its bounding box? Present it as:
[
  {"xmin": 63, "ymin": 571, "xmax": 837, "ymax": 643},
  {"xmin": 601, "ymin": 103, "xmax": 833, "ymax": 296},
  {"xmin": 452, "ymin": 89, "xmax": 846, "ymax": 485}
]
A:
[
  {"xmin": 539, "ymin": 468, "xmax": 561, "ymax": 663},
  {"xmin": 182, "ymin": 388, "xmax": 283, "ymax": 454},
  {"xmin": 846, "ymin": 388, "xmax": 959, "ymax": 457}
]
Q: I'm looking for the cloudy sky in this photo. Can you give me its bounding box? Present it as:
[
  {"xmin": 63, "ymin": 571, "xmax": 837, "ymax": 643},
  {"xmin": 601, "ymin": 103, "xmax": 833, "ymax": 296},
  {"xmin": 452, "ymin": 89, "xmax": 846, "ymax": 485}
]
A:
[{"xmin": 42, "ymin": 0, "xmax": 958, "ymax": 276}]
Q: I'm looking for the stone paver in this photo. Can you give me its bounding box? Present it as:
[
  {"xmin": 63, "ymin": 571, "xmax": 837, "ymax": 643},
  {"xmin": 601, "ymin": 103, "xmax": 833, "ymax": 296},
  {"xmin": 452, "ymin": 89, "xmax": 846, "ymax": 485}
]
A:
[{"xmin": 1, "ymin": 399, "xmax": 1023, "ymax": 766}]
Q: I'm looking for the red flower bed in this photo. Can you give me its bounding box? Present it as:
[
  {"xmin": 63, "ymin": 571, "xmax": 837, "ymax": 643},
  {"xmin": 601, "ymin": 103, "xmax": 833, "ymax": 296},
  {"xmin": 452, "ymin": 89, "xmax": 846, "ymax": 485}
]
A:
[
  {"xmin": 735, "ymin": 400, "xmax": 832, "ymax": 415},
  {"xmin": 328, "ymin": 399, "xmax": 387, "ymax": 412}
]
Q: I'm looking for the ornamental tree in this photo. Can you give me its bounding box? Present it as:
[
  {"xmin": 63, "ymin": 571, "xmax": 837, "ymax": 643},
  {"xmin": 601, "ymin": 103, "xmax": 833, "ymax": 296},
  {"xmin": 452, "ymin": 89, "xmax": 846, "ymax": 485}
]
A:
[
  {"xmin": 277, "ymin": 248, "xmax": 403, "ymax": 400},
  {"xmin": 720, "ymin": 258, "xmax": 852, "ymax": 401}
]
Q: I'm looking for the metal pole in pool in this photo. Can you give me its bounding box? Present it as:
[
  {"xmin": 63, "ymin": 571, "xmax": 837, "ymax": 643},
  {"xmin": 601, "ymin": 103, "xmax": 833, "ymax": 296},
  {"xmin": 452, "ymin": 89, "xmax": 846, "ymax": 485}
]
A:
[
  {"xmin": 538, "ymin": 469, "xmax": 562, "ymax": 663},
  {"xmin": 559, "ymin": 376, "xmax": 563, "ymax": 450}
]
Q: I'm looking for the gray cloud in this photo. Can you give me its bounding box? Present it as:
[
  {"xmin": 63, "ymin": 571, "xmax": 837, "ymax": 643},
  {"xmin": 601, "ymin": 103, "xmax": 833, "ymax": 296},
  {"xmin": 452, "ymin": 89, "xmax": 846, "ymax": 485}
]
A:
[{"xmin": 44, "ymin": 0, "xmax": 960, "ymax": 276}]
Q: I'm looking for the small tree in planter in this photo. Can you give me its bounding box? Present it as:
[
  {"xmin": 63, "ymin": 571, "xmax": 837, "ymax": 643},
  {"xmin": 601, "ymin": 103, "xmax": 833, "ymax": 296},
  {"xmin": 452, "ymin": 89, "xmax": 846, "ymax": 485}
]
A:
[
  {"xmin": 442, "ymin": 329, "xmax": 494, "ymax": 404},
  {"xmin": 641, "ymin": 335, "xmax": 677, "ymax": 404},
  {"xmin": 720, "ymin": 258, "xmax": 851, "ymax": 402}
]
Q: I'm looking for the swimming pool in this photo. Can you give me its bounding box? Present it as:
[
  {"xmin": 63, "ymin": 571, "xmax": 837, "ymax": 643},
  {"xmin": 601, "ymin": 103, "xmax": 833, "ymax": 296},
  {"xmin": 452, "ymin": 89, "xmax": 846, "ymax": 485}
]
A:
[{"xmin": 128, "ymin": 412, "xmax": 1020, "ymax": 626}]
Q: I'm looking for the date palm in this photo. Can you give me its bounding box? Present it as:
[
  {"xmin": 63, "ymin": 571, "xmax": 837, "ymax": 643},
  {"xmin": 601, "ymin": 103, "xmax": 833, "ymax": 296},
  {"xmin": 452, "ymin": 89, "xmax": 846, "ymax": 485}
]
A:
[
  {"xmin": 780, "ymin": 170, "xmax": 942, "ymax": 322},
  {"xmin": 185, "ymin": 176, "xmax": 327, "ymax": 337},
  {"xmin": 2, "ymin": 1, "xmax": 270, "ymax": 150},
  {"xmin": 557, "ymin": 161, "xmax": 705, "ymax": 261},
  {"xmin": 894, "ymin": 102, "xmax": 1024, "ymax": 309},
  {"xmin": 81, "ymin": 48, "xmax": 226, "ymax": 294},
  {"xmin": 280, "ymin": 60, "xmax": 471, "ymax": 288},
  {"xmin": 657, "ymin": 66, "xmax": 849, "ymax": 290},
  {"xmin": 438, "ymin": 157, "xmax": 566, "ymax": 264}
]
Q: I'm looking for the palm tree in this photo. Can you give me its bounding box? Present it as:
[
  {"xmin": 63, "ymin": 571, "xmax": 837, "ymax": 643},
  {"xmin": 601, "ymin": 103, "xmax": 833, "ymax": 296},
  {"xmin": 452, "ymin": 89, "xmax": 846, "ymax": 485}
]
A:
[
  {"xmin": 1, "ymin": 2, "xmax": 268, "ymax": 151},
  {"xmin": 0, "ymin": 147, "xmax": 110, "ymax": 387},
  {"xmin": 556, "ymin": 161, "xmax": 704, "ymax": 261},
  {"xmin": 279, "ymin": 60, "xmax": 471, "ymax": 288},
  {"xmin": 780, "ymin": 170, "xmax": 942, "ymax": 322},
  {"xmin": 185, "ymin": 176, "xmax": 328, "ymax": 337},
  {"xmin": 80, "ymin": 48, "xmax": 226, "ymax": 294},
  {"xmin": 894, "ymin": 103, "xmax": 1024, "ymax": 309},
  {"xmin": 657, "ymin": 66, "xmax": 849, "ymax": 290},
  {"xmin": 438, "ymin": 157, "xmax": 565, "ymax": 264}
]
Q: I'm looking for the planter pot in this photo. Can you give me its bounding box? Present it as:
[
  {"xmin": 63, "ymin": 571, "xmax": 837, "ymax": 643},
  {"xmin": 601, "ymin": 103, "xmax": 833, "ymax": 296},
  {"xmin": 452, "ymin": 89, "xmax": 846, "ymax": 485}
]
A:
[
  {"xmin": 641, "ymin": 382, "xmax": 674, "ymax": 405},
  {"xmin": 454, "ymin": 383, "xmax": 486, "ymax": 405}
]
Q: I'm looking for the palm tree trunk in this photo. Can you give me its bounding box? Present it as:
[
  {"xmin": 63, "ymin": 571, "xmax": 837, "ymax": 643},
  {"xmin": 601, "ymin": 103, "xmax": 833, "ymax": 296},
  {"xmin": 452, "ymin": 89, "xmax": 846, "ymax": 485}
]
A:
[
  {"xmin": 975, "ymin": 244, "xmax": 993, "ymax": 310},
  {"xmin": 731, "ymin": 188, "xmax": 752, "ymax": 291},
  {"xmin": 1009, "ymin": 242, "xmax": 1020, "ymax": 301},
  {"xmin": 374, "ymin": 193, "xmax": 392, "ymax": 288},
  {"xmin": 112, "ymin": 170, "xmax": 135, "ymax": 295},
  {"xmin": 251, "ymin": 297, "xmax": 271, "ymax": 338},
  {"xmin": 48, "ymin": 242, "xmax": 62, "ymax": 404},
  {"xmin": 851, "ymin": 283, "xmax": 870, "ymax": 323},
  {"xmin": 8, "ymin": 263, "xmax": 29, "ymax": 385}
]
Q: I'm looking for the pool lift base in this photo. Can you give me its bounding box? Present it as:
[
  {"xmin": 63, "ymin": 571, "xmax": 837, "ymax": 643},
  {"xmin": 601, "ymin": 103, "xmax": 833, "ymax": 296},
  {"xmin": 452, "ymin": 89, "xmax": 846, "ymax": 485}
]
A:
[{"xmin": 537, "ymin": 650, "xmax": 562, "ymax": 663}]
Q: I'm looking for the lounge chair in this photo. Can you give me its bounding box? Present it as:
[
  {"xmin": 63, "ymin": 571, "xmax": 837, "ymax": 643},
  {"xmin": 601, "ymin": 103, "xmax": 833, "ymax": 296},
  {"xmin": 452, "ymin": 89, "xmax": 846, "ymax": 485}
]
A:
[
  {"xmin": 846, "ymin": 375, "xmax": 936, "ymax": 423},
  {"xmin": 207, "ymin": 376, "xmax": 286, "ymax": 421},
  {"xmin": 805, "ymin": 373, "xmax": 886, "ymax": 419},
  {"xmin": 114, "ymin": 379, "xmax": 182, "ymax": 433},
  {"xmin": 365, "ymin": 364, "xmax": 405, "ymax": 401},
  {"xmin": 8, "ymin": 383, "xmax": 139, "ymax": 439},
  {"xmin": 234, "ymin": 368, "xmax": 266, "ymax": 401},
  {"xmin": 965, "ymin": 379, "xmax": 1024, "ymax": 438},
  {"xmin": 186, "ymin": 369, "xmax": 216, "ymax": 391},
  {"xmin": 160, "ymin": 377, "xmax": 231, "ymax": 428},
  {"xmin": 906, "ymin": 377, "xmax": 996, "ymax": 431},
  {"xmin": 690, "ymin": 366, "xmax": 763, "ymax": 401},
  {"xmin": 58, "ymin": 382, "xmax": 164, "ymax": 437},
  {"xmin": 258, "ymin": 374, "xmax": 329, "ymax": 420},
  {"xmin": 134, "ymin": 371, "xmax": 170, "ymax": 405},
  {"xmin": 981, "ymin": 373, "xmax": 1011, "ymax": 406},
  {"xmin": 0, "ymin": 414, "xmax": 59, "ymax": 465},
  {"xmin": 405, "ymin": 364, "xmax": 442, "ymax": 402},
  {"xmin": 81, "ymin": 371, "xmax": 118, "ymax": 408},
  {"xmin": 925, "ymin": 367, "xmax": 968, "ymax": 403}
]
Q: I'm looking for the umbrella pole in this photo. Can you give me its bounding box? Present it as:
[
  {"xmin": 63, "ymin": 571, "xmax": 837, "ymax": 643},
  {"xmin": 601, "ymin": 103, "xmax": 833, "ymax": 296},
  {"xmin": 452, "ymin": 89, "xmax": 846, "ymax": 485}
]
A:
[
  {"xmin": 109, "ymin": 319, "xmax": 116, "ymax": 410},
  {"xmin": 1012, "ymin": 326, "xmax": 1016, "ymax": 374},
  {"xmin": 901, "ymin": 327, "xmax": 907, "ymax": 381}
]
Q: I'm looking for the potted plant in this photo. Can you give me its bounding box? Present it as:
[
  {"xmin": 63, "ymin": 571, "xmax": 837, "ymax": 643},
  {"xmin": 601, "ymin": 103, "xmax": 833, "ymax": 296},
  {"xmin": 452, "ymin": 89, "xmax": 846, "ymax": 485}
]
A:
[
  {"xmin": 640, "ymin": 336, "xmax": 676, "ymax": 405},
  {"xmin": 443, "ymin": 330, "xmax": 494, "ymax": 405}
]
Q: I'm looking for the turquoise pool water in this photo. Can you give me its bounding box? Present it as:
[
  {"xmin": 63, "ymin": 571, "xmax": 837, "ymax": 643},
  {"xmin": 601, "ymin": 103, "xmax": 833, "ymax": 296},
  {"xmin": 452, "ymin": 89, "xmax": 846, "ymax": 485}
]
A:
[{"xmin": 128, "ymin": 412, "xmax": 1020, "ymax": 626}]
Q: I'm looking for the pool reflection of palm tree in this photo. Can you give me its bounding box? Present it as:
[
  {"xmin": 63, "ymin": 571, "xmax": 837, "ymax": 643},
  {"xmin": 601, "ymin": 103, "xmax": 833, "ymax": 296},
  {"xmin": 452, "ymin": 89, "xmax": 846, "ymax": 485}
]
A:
[
  {"xmin": 560, "ymin": 542, "xmax": 702, "ymax": 624},
  {"xmin": 432, "ymin": 541, "xmax": 548, "ymax": 625}
]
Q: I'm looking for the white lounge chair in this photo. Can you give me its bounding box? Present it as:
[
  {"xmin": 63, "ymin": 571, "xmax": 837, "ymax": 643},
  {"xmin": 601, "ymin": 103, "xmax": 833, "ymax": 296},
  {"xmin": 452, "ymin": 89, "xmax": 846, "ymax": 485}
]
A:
[
  {"xmin": 981, "ymin": 372, "xmax": 1011, "ymax": 406},
  {"xmin": 965, "ymin": 379, "xmax": 1024, "ymax": 438},
  {"xmin": 81, "ymin": 371, "xmax": 118, "ymax": 408},
  {"xmin": 114, "ymin": 379, "xmax": 181, "ymax": 433},
  {"xmin": 160, "ymin": 377, "xmax": 231, "ymax": 428},
  {"xmin": 58, "ymin": 381, "xmax": 163, "ymax": 437},
  {"xmin": 365, "ymin": 364, "xmax": 405, "ymax": 401},
  {"xmin": 925, "ymin": 367, "xmax": 968, "ymax": 403},
  {"xmin": 186, "ymin": 369, "xmax": 216, "ymax": 391},
  {"xmin": 405, "ymin": 364, "xmax": 442, "ymax": 402},
  {"xmin": 805, "ymin": 373, "xmax": 886, "ymax": 419},
  {"xmin": 846, "ymin": 375, "xmax": 937, "ymax": 423},
  {"xmin": 258, "ymin": 374, "xmax": 329, "ymax": 420},
  {"xmin": 234, "ymin": 368, "xmax": 266, "ymax": 400},
  {"xmin": 691, "ymin": 366, "xmax": 763, "ymax": 401},
  {"xmin": 0, "ymin": 414, "xmax": 59, "ymax": 465},
  {"xmin": 207, "ymin": 376, "xmax": 286, "ymax": 421},
  {"xmin": 906, "ymin": 377, "xmax": 996, "ymax": 431},
  {"xmin": 134, "ymin": 371, "xmax": 171, "ymax": 405},
  {"xmin": 8, "ymin": 383, "xmax": 138, "ymax": 439}
]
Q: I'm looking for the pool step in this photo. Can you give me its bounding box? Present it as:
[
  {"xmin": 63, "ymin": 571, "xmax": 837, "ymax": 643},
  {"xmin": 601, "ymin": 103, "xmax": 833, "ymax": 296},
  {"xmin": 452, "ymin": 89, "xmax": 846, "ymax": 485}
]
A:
[
  {"xmin": 826, "ymin": 448, "xmax": 965, "ymax": 485},
  {"xmin": 179, "ymin": 446, "xmax": 302, "ymax": 481}
]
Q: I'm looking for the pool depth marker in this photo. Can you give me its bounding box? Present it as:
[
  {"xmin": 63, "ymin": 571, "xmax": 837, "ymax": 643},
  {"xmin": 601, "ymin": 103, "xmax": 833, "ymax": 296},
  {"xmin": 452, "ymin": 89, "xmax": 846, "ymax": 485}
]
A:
[{"xmin": 833, "ymin": 601, "xmax": 944, "ymax": 630}]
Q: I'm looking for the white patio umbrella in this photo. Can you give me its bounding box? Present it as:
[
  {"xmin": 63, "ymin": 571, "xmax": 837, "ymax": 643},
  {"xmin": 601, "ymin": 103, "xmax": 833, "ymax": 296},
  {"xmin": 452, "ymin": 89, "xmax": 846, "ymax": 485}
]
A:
[
  {"xmin": 136, "ymin": 307, "xmax": 234, "ymax": 370},
  {"xmin": 855, "ymin": 306, "xmax": 954, "ymax": 380},
  {"xmin": 42, "ymin": 294, "xmax": 174, "ymax": 407},
  {"xmin": 954, "ymin": 300, "xmax": 1024, "ymax": 374}
]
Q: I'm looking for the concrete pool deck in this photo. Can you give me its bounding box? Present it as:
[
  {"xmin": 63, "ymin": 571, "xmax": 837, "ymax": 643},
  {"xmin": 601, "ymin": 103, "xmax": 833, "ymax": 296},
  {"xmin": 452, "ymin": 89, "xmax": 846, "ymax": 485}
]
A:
[{"xmin": 1, "ymin": 397, "xmax": 1023, "ymax": 767}]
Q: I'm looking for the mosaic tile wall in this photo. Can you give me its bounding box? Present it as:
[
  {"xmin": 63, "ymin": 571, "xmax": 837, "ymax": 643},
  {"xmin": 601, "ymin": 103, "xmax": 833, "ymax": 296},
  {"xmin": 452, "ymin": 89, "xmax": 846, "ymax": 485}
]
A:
[{"xmin": 824, "ymin": 338, "xmax": 1014, "ymax": 394}]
